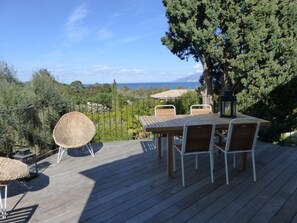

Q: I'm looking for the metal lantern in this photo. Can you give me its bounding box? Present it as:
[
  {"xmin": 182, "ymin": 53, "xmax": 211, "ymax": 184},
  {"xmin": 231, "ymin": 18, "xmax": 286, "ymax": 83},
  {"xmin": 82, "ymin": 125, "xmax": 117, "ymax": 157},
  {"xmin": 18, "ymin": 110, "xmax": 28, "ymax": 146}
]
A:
[
  {"xmin": 13, "ymin": 148, "xmax": 38, "ymax": 177},
  {"xmin": 220, "ymin": 91, "xmax": 237, "ymax": 118}
]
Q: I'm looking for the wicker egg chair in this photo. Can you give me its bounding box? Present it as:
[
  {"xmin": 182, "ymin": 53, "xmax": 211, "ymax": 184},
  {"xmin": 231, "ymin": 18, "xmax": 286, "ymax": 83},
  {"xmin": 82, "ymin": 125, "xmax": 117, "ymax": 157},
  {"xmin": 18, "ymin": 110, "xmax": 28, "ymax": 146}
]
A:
[
  {"xmin": 53, "ymin": 111, "xmax": 96, "ymax": 163},
  {"xmin": 0, "ymin": 157, "xmax": 29, "ymax": 219}
]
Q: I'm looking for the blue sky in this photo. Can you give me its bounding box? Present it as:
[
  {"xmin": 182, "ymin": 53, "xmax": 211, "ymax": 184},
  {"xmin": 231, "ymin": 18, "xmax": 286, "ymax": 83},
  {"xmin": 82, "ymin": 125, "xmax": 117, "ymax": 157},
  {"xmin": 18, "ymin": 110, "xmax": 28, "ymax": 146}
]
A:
[{"xmin": 0, "ymin": 0, "xmax": 202, "ymax": 84}]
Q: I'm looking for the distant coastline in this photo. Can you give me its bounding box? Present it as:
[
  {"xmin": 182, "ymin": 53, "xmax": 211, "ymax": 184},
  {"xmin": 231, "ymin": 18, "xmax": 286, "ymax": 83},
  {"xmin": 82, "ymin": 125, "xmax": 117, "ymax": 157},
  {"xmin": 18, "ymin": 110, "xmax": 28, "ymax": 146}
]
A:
[{"xmin": 85, "ymin": 82, "xmax": 200, "ymax": 90}]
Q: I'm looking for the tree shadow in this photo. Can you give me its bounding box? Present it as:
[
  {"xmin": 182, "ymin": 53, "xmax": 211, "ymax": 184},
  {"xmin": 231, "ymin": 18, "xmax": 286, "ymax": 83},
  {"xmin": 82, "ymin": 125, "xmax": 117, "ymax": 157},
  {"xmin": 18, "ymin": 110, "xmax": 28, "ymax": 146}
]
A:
[{"xmin": 76, "ymin": 142, "xmax": 167, "ymax": 222}]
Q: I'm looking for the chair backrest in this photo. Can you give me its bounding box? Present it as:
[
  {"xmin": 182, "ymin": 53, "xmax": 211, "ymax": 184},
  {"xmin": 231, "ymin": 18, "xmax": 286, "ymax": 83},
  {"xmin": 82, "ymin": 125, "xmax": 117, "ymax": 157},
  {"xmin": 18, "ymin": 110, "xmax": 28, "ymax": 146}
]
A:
[
  {"xmin": 0, "ymin": 157, "xmax": 29, "ymax": 182},
  {"xmin": 225, "ymin": 118, "xmax": 260, "ymax": 152},
  {"xmin": 155, "ymin": 105, "xmax": 176, "ymax": 116},
  {"xmin": 182, "ymin": 118, "xmax": 216, "ymax": 153},
  {"xmin": 190, "ymin": 104, "xmax": 212, "ymax": 115},
  {"xmin": 53, "ymin": 111, "xmax": 96, "ymax": 149}
]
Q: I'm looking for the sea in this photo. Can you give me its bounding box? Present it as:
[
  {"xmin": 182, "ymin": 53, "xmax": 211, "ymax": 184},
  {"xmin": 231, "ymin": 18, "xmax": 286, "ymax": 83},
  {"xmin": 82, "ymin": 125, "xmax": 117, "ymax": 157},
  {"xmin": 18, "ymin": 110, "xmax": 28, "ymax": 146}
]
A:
[{"xmin": 87, "ymin": 82, "xmax": 200, "ymax": 90}]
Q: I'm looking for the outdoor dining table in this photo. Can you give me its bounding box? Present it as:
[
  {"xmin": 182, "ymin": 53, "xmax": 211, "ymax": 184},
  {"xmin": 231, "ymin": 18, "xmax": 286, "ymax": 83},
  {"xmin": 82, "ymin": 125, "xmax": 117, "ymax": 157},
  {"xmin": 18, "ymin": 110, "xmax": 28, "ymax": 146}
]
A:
[{"xmin": 139, "ymin": 113, "xmax": 271, "ymax": 177}]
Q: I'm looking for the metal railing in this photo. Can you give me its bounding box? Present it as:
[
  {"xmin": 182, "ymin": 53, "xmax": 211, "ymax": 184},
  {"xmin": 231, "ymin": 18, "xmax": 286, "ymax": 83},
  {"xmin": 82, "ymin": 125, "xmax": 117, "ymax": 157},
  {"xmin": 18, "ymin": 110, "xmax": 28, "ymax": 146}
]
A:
[
  {"xmin": 0, "ymin": 97, "xmax": 296, "ymax": 158},
  {"xmin": 0, "ymin": 97, "xmax": 198, "ymax": 157}
]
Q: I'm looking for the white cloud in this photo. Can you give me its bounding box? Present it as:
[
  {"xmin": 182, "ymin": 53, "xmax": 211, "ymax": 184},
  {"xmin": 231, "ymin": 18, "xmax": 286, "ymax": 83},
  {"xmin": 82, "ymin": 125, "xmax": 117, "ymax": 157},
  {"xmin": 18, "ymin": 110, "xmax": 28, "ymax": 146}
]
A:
[
  {"xmin": 67, "ymin": 5, "xmax": 88, "ymax": 26},
  {"xmin": 66, "ymin": 27, "xmax": 89, "ymax": 42},
  {"xmin": 121, "ymin": 36, "xmax": 141, "ymax": 43},
  {"xmin": 118, "ymin": 68, "xmax": 143, "ymax": 74},
  {"xmin": 194, "ymin": 63, "xmax": 203, "ymax": 73},
  {"xmin": 91, "ymin": 64, "xmax": 144, "ymax": 75},
  {"xmin": 50, "ymin": 65, "xmax": 67, "ymax": 74},
  {"xmin": 65, "ymin": 5, "xmax": 90, "ymax": 42}
]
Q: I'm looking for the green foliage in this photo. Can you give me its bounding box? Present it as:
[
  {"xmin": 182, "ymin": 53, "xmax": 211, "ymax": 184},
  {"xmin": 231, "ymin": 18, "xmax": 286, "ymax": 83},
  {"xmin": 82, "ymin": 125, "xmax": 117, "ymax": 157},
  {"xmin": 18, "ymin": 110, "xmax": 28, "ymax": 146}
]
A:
[
  {"xmin": 0, "ymin": 62, "xmax": 29, "ymax": 110},
  {"xmin": 70, "ymin": 80, "xmax": 85, "ymax": 92},
  {"xmin": 0, "ymin": 61, "xmax": 33, "ymax": 156},
  {"xmin": 243, "ymin": 76, "xmax": 297, "ymax": 143},
  {"xmin": 232, "ymin": 0, "xmax": 297, "ymax": 106},
  {"xmin": 162, "ymin": 0, "xmax": 297, "ymax": 97},
  {"xmin": 118, "ymin": 85, "xmax": 133, "ymax": 96},
  {"xmin": 0, "ymin": 61, "xmax": 20, "ymax": 84},
  {"xmin": 118, "ymin": 86, "xmax": 172, "ymax": 99},
  {"xmin": 234, "ymin": 0, "xmax": 297, "ymax": 141},
  {"xmin": 30, "ymin": 69, "xmax": 65, "ymax": 106},
  {"xmin": 175, "ymin": 90, "xmax": 201, "ymax": 114},
  {"xmin": 0, "ymin": 64, "xmax": 67, "ymax": 156},
  {"xmin": 63, "ymin": 82, "xmax": 113, "ymax": 105},
  {"xmin": 162, "ymin": 0, "xmax": 221, "ymax": 96},
  {"xmin": 92, "ymin": 93, "xmax": 113, "ymax": 108},
  {"xmin": 89, "ymin": 98, "xmax": 156, "ymax": 141},
  {"xmin": 162, "ymin": 0, "xmax": 297, "ymax": 142}
]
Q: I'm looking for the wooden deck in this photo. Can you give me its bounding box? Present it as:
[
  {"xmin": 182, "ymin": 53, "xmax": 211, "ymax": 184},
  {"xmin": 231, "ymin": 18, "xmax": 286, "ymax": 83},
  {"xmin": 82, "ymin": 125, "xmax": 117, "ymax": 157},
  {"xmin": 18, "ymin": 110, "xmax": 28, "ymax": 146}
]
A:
[{"xmin": 2, "ymin": 139, "xmax": 297, "ymax": 223}]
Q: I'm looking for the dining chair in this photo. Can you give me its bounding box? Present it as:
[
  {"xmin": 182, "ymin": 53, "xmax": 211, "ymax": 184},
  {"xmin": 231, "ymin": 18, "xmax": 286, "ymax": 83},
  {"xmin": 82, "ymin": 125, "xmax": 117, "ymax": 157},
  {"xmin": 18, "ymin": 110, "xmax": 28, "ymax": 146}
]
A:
[
  {"xmin": 53, "ymin": 111, "xmax": 96, "ymax": 163},
  {"xmin": 214, "ymin": 118, "xmax": 260, "ymax": 184},
  {"xmin": 155, "ymin": 104, "xmax": 176, "ymax": 116},
  {"xmin": 190, "ymin": 103, "xmax": 224, "ymax": 151},
  {"xmin": 154, "ymin": 105, "xmax": 176, "ymax": 157},
  {"xmin": 190, "ymin": 104, "xmax": 212, "ymax": 115},
  {"xmin": 173, "ymin": 118, "xmax": 216, "ymax": 187}
]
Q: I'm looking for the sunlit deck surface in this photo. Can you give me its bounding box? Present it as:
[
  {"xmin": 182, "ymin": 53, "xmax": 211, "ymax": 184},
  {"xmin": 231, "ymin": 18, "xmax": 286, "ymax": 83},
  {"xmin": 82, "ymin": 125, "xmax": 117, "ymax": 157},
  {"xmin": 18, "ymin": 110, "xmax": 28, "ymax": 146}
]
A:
[{"xmin": 2, "ymin": 139, "xmax": 297, "ymax": 223}]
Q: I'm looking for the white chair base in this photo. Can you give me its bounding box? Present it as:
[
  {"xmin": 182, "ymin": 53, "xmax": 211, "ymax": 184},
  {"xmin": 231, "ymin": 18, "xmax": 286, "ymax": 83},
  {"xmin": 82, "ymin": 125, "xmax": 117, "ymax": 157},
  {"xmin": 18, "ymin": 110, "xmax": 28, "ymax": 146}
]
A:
[
  {"xmin": 220, "ymin": 150, "xmax": 256, "ymax": 185},
  {"xmin": 0, "ymin": 184, "xmax": 7, "ymax": 219},
  {"xmin": 86, "ymin": 143, "xmax": 95, "ymax": 157},
  {"xmin": 174, "ymin": 150, "xmax": 214, "ymax": 187},
  {"xmin": 57, "ymin": 147, "xmax": 66, "ymax": 163},
  {"xmin": 57, "ymin": 143, "xmax": 95, "ymax": 163}
]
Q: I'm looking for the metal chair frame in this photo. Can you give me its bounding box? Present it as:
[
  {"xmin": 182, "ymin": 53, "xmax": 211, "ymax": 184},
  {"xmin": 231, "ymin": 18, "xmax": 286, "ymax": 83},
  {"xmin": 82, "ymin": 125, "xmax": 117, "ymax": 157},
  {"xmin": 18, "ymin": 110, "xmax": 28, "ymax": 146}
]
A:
[
  {"xmin": 0, "ymin": 184, "xmax": 7, "ymax": 219},
  {"xmin": 190, "ymin": 104, "xmax": 212, "ymax": 115},
  {"xmin": 173, "ymin": 118, "xmax": 216, "ymax": 187},
  {"xmin": 53, "ymin": 112, "xmax": 96, "ymax": 163},
  {"xmin": 215, "ymin": 118, "xmax": 260, "ymax": 184},
  {"xmin": 154, "ymin": 105, "xmax": 176, "ymax": 157}
]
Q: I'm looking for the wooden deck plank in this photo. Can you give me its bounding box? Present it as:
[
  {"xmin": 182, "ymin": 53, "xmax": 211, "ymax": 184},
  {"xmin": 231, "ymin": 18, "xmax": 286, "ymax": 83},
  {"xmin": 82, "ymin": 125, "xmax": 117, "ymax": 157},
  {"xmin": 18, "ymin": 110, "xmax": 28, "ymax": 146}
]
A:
[
  {"xmin": 154, "ymin": 143, "xmax": 285, "ymax": 223},
  {"xmin": 186, "ymin": 147, "xmax": 297, "ymax": 223},
  {"xmin": 249, "ymin": 170, "xmax": 297, "ymax": 223},
  {"xmin": 209, "ymin": 147, "xmax": 297, "ymax": 223},
  {"xmin": 269, "ymin": 182, "xmax": 297, "ymax": 223},
  {"xmin": 108, "ymin": 172, "xmax": 218, "ymax": 222},
  {"xmin": 83, "ymin": 154, "xmax": 222, "ymax": 222},
  {"xmin": 2, "ymin": 140, "xmax": 297, "ymax": 223},
  {"xmin": 93, "ymin": 143, "xmax": 271, "ymax": 223},
  {"xmin": 144, "ymin": 143, "xmax": 279, "ymax": 223}
]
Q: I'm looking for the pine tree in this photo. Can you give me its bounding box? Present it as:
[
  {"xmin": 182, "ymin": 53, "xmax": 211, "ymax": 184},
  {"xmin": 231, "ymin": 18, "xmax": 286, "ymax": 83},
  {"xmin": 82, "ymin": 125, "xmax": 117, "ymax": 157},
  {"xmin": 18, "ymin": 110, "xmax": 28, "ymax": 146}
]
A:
[{"xmin": 162, "ymin": 0, "xmax": 297, "ymax": 108}]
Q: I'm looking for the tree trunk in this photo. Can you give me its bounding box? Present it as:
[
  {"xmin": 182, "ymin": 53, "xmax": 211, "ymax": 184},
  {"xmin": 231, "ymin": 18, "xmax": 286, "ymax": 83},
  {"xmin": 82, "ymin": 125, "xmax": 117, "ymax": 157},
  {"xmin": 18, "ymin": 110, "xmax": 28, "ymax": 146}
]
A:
[{"xmin": 202, "ymin": 60, "xmax": 213, "ymax": 105}]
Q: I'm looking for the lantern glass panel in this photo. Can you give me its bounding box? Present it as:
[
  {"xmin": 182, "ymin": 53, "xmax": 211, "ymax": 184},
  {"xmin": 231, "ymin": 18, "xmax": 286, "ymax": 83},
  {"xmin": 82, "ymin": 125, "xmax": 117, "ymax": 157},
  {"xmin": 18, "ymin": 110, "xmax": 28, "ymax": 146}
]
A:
[
  {"xmin": 222, "ymin": 101, "xmax": 232, "ymax": 116},
  {"xmin": 220, "ymin": 92, "xmax": 237, "ymax": 118}
]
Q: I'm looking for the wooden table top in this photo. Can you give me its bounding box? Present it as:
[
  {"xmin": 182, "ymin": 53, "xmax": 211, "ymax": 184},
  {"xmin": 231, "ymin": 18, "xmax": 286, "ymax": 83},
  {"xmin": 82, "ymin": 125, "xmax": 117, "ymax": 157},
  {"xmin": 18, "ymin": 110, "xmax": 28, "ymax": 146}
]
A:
[{"xmin": 139, "ymin": 113, "xmax": 271, "ymax": 133}]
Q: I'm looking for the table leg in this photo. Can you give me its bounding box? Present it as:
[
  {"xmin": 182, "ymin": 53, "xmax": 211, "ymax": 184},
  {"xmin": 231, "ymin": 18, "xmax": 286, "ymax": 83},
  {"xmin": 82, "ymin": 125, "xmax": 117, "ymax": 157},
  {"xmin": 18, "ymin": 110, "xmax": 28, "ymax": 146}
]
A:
[
  {"xmin": 167, "ymin": 133, "xmax": 174, "ymax": 177},
  {"xmin": 157, "ymin": 134, "xmax": 162, "ymax": 159},
  {"xmin": 241, "ymin": 153, "xmax": 247, "ymax": 171}
]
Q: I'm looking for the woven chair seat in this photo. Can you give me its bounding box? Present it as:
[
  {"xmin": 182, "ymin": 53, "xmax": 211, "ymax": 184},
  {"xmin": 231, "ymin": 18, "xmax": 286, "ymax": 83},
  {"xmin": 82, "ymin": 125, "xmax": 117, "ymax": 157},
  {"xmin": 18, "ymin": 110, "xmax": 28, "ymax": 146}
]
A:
[
  {"xmin": 0, "ymin": 157, "xmax": 29, "ymax": 183},
  {"xmin": 53, "ymin": 112, "xmax": 96, "ymax": 149}
]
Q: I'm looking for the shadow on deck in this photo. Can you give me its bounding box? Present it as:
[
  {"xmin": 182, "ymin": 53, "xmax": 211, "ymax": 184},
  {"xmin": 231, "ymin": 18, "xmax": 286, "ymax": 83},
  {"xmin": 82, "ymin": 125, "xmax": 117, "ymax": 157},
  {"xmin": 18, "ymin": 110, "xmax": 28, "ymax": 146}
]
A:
[{"xmin": 2, "ymin": 140, "xmax": 297, "ymax": 223}]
